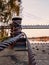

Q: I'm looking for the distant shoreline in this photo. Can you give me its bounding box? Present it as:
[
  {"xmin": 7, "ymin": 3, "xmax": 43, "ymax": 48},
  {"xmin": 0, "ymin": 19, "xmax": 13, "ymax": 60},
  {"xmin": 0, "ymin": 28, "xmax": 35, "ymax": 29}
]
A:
[{"xmin": 28, "ymin": 36, "xmax": 49, "ymax": 41}]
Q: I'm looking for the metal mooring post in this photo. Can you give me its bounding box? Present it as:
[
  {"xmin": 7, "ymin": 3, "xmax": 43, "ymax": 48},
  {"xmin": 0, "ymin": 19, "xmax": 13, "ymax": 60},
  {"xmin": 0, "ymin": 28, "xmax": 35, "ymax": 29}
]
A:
[
  {"xmin": 10, "ymin": 17, "xmax": 22, "ymax": 37},
  {"xmin": 9, "ymin": 17, "xmax": 22, "ymax": 49}
]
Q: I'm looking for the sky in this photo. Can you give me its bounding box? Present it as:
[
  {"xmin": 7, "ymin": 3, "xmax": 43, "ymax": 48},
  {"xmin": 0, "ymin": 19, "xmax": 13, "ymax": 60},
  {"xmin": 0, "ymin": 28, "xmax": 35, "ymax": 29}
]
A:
[
  {"xmin": 21, "ymin": 0, "xmax": 49, "ymax": 37},
  {"xmin": 22, "ymin": 0, "xmax": 49, "ymax": 25},
  {"xmin": 0, "ymin": 0, "xmax": 49, "ymax": 37}
]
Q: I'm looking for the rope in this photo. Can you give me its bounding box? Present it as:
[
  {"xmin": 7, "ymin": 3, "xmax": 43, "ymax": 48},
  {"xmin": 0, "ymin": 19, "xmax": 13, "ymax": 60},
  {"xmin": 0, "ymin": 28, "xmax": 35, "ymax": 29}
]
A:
[
  {"xmin": 0, "ymin": 32, "xmax": 36, "ymax": 65},
  {"xmin": 0, "ymin": 33, "xmax": 23, "ymax": 51},
  {"xmin": 23, "ymin": 32, "xmax": 36, "ymax": 65}
]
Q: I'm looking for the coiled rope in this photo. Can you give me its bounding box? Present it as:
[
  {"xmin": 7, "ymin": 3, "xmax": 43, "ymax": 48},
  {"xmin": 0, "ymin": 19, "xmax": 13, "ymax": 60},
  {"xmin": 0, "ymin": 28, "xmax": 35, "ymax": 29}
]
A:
[
  {"xmin": 0, "ymin": 33, "xmax": 23, "ymax": 51},
  {"xmin": 0, "ymin": 32, "xmax": 36, "ymax": 65}
]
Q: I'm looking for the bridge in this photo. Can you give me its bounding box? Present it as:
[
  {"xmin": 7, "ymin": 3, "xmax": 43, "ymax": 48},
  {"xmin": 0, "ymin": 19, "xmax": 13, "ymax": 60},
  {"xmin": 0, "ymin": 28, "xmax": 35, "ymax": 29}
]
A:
[
  {"xmin": 0, "ymin": 25, "xmax": 49, "ymax": 29},
  {"xmin": 22, "ymin": 25, "xmax": 49, "ymax": 29}
]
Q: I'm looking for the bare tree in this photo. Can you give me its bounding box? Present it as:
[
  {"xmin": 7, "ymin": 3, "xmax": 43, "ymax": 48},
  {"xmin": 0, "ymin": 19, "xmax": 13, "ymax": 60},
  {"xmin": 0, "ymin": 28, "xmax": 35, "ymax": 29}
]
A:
[
  {"xmin": 0, "ymin": 0, "xmax": 21, "ymax": 23},
  {"xmin": 0, "ymin": 0, "xmax": 21, "ymax": 38}
]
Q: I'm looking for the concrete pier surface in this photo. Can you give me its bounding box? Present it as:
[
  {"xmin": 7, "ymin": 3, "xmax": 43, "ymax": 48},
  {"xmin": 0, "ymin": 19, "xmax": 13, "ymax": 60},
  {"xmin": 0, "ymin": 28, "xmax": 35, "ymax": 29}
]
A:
[
  {"xmin": 0, "ymin": 48, "xmax": 28, "ymax": 65},
  {"xmin": 31, "ymin": 42, "xmax": 49, "ymax": 65},
  {"xmin": 0, "ymin": 42, "xmax": 49, "ymax": 65}
]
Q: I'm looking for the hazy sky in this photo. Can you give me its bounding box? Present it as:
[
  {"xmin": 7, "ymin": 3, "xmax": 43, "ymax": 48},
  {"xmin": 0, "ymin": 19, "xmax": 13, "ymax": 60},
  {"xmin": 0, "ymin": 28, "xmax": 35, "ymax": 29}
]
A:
[
  {"xmin": 22, "ymin": 0, "xmax": 49, "ymax": 25},
  {"xmin": 21, "ymin": 0, "xmax": 49, "ymax": 37}
]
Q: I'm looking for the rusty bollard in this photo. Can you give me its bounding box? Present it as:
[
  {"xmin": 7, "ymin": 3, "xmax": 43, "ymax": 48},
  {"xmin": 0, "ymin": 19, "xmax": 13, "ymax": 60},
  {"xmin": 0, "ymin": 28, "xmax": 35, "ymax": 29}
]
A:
[
  {"xmin": 10, "ymin": 17, "xmax": 22, "ymax": 37},
  {"xmin": 9, "ymin": 17, "xmax": 22, "ymax": 49}
]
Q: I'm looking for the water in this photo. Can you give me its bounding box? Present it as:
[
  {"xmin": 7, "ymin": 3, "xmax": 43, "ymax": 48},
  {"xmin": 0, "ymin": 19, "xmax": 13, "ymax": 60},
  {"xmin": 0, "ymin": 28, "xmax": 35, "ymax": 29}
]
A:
[{"xmin": 22, "ymin": 29, "xmax": 49, "ymax": 37}]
